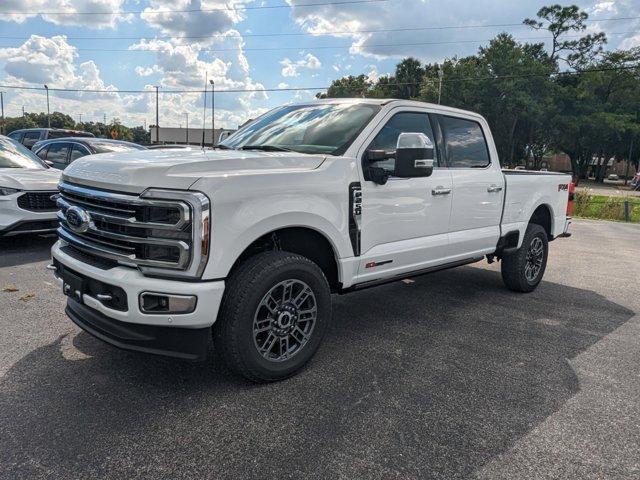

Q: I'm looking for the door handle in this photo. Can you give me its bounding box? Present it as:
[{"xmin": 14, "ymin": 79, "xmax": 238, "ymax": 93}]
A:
[
  {"xmin": 487, "ymin": 185, "xmax": 503, "ymax": 193},
  {"xmin": 432, "ymin": 186, "xmax": 452, "ymax": 196}
]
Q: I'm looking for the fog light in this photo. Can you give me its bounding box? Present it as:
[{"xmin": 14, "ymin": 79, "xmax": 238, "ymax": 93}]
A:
[{"xmin": 139, "ymin": 292, "xmax": 197, "ymax": 314}]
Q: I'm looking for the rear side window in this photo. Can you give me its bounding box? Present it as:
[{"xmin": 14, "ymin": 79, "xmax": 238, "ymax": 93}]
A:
[
  {"xmin": 439, "ymin": 115, "xmax": 490, "ymax": 168},
  {"xmin": 70, "ymin": 144, "xmax": 90, "ymax": 161},
  {"xmin": 46, "ymin": 143, "xmax": 70, "ymax": 165},
  {"xmin": 8, "ymin": 131, "xmax": 22, "ymax": 142},
  {"xmin": 22, "ymin": 131, "xmax": 41, "ymax": 149}
]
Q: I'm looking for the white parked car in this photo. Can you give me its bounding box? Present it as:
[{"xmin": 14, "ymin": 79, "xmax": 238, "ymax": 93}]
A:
[
  {"xmin": 50, "ymin": 99, "xmax": 572, "ymax": 381},
  {"xmin": 0, "ymin": 135, "xmax": 61, "ymax": 237}
]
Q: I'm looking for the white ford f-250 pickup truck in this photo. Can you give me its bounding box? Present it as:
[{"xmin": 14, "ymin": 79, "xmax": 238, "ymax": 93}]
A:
[{"xmin": 50, "ymin": 99, "xmax": 572, "ymax": 382}]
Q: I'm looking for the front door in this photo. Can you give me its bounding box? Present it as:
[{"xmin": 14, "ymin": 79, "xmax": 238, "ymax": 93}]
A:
[{"xmin": 356, "ymin": 108, "xmax": 453, "ymax": 283}]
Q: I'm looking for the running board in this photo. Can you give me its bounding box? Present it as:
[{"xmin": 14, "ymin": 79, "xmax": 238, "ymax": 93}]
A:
[{"xmin": 342, "ymin": 257, "xmax": 484, "ymax": 293}]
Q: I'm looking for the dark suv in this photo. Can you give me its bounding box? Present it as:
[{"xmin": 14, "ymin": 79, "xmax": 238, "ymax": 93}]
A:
[
  {"xmin": 7, "ymin": 128, "xmax": 95, "ymax": 150},
  {"xmin": 33, "ymin": 137, "xmax": 146, "ymax": 170}
]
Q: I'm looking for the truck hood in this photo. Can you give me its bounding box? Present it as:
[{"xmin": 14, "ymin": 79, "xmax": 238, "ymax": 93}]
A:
[
  {"xmin": 62, "ymin": 148, "xmax": 326, "ymax": 193},
  {"xmin": 0, "ymin": 168, "xmax": 61, "ymax": 191}
]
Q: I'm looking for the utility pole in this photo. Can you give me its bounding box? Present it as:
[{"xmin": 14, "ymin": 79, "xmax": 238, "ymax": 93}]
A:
[
  {"xmin": 103, "ymin": 113, "xmax": 106, "ymax": 125},
  {"xmin": 22, "ymin": 106, "xmax": 25, "ymax": 118},
  {"xmin": 44, "ymin": 84, "xmax": 51, "ymax": 128},
  {"xmin": 185, "ymin": 112, "xmax": 189, "ymax": 144},
  {"xmin": 202, "ymin": 72, "xmax": 207, "ymax": 148},
  {"xmin": 0, "ymin": 92, "xmax": 4, "ymax": 136},
  {"xmin": 155, "ymin": 85, "xmax": 160, "ymax": 144},
  {"xmin": 78, "ymin": 113, "xmax": 83, "ymax": 124},
  {"xmin": 210, "ymin": 79, "xmax": 215, "ymax": 146},
  {"xmin": 437, "ymin": 66, "xmax": 443, "ymax": 105}
]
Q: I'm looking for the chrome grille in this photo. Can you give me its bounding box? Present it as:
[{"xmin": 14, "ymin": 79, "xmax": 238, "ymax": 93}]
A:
[{"xmin": 56, "ymin": 182, "xmax": 210, "ymax": 278}]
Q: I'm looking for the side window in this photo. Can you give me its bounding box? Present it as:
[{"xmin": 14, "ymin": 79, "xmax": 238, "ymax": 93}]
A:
[
  {"xmin": 439, "ymin": 115, "xmax": 490, "ymax": 168},
  {"xmin": 70, "ymin": 144, "xmax": 90, "ymax": 162},
  {"xmin": 8, "ymin": 132, "xmax": 22, "ymax": 142},
  {"xmin": 366, "ymin": 112, "xmax": 436, "ymax": 173},
  {"xmin": 46, "ymin": 143, "xmax": 70, "ymax": 166},
  {"xmin": 22, "ymin": 131, "xmax": 41, "ymax": 149},
  {"xmin": 35, "ymin": 146, "xmax": 49, "ymax": 160}
]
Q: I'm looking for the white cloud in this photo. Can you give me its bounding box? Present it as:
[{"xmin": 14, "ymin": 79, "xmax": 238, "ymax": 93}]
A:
[
  {"xmin": 280, "ymin": 53, "xmax": 322, "ymax": 77},
  {"xmin": 135, "ymin": 65, "xmax": 162, "ymax": 77},
  {"xmin": 0, "ymin": 0, "xmax": 130, "ymax": 29},
  {"xmin": 278, "ymin": 82, "xmax": 289, "ymax": 89},
  {"xmin": 287, "ymin": 0, "xmax": 640, "ymax": 61},
  {"xmin": 140, "ymin": 0, "xmax": 245, "ymax": 41}
]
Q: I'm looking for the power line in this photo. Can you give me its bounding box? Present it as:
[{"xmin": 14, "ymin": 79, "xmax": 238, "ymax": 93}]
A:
[
  {"xmin": 0, "ymin": 0, "xmax": 391, "ymax": 16},
  {"xmin": 0, "ymin": 66, "xmax": 637, "ymax": 95},
  {"xmin": 1, "ymin": 15, "xmax": 637, "ymax": 41},
  {"xmin": 3, "ymin": 31, "xmax": 634, "ymax": 53}
]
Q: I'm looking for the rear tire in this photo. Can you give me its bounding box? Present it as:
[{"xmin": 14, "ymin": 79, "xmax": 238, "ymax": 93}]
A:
[
  {"xmin": 501, "ymin": 223, "xmax": 548, "ymax": 293},
  {"xmin": 213, "ymin": 251, "xmax": 331, "ymax": 382}
]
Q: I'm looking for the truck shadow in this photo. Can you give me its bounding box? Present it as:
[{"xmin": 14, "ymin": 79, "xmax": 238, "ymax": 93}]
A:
[
  {"xmin": 0, "ymin": 234, "xmax": 57, "ymax": 268},
  {"xmin": 0, "ymin": 266, "xmax": 634, "ymax": 479}
]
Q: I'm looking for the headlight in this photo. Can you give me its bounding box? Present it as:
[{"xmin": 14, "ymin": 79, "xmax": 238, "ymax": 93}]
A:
[{"xmin": 0, "ymin": 187, "xmax": 21, "ymax": 196}]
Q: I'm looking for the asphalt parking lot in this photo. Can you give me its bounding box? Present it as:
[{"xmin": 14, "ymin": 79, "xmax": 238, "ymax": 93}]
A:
[{"xmin": 1, "ymin": 220, "xmax": 639, "ymax": 480}]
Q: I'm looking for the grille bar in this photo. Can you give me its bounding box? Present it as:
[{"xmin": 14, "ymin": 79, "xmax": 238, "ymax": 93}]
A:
[
  {"xmin": 56, "ymin": 182, "xmax": 194, "ymax": 271},
  {"xmin": 17, "ymin": 191, "xmax": 58, "ymax": 212}
]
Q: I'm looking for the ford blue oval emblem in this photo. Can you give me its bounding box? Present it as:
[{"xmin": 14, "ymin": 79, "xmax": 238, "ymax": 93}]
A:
[{"xmin": 65, "ymin": 206, "xmax": 91, "ymax": 233}]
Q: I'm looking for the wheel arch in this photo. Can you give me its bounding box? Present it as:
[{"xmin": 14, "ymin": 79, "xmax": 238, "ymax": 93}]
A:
[
  {"xmin": 529, "ymin": 203, "xmax": 553, "ymax": 240},
  {"xmin": 225, "ymin": 224, "xmax": 342, "ymax": 291}
]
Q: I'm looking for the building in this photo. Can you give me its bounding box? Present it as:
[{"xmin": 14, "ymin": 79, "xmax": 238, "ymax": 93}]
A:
[{"xmin": 150, "ymin": 127, "xmax": 235, "ymax": 146}]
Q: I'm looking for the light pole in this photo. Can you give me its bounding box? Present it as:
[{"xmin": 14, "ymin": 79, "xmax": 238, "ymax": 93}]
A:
[
  {"xmin": 437, "ymin": 67, "xmax": 443, "ymax": 105},
  {"xmin": 155, "ymin": 85, "xmax": 160, "ymax": 144},
  {"xmin": 0, "ymin": 91, "xmax": 4, "ymax": 136},
  {"xmin": 185, "ymin": 112, "xmax": 189, "ymax": 144},
  {"xmin": 44, "ymin": 84, "xmax": 51, "ymax": 128},
  {"xmin": 209, "ymin": 79, "xmax": 215, "ymax": 146},
  {"xmin": 202, "ymin": 72, "xmax": 207, "ymax": 147}
]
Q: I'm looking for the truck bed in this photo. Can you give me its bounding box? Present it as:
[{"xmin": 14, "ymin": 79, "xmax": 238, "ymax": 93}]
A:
[{"xmin": 501, "ymin": 169, "xmax": 572, "ymax": 243}]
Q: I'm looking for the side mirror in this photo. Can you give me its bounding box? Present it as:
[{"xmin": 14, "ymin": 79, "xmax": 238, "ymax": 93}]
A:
[
  {"xmin": 44, "ymin": 160, "xmax": 54, "ymax": 166},
  {"xmin": 393, "ymin": 132, "xmax": 434, "ymax": 178}
]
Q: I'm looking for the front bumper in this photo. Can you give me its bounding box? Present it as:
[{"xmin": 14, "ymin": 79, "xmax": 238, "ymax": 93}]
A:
[
  {"xmin": 52, "ymin": 240, "xmax": 225, "ymax": 329},
  {"xmin": 66, "ymin": 299, "xmax": 210, "ymax": 360}
]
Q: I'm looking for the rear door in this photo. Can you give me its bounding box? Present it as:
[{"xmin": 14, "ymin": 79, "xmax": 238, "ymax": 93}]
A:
[{"xmin": 435, "ymin": 114, "xmax": 504, "ymax": 257}]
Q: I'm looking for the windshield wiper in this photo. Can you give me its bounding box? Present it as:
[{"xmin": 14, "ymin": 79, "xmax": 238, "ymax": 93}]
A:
[
  {"xmin": 215, "ymin": 144, "xmax": 232, "ymax": 150},
  {"xmin": 239, "ymin": 145, "xmax": 293, "ymax": 152}
]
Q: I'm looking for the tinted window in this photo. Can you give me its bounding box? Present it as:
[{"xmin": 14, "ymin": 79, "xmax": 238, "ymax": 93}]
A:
[
  {"xmin": 36, "ymin": 146, "xmax": 49, "ymax": 160},
  {"xmin": 22, "ymin": 131, "xmax": 42, "ymax": 148},
  {"xmin": 8, "ymin": 131, "xmax": 22, "ymax": 141},
  {"xmin": 439, "ymin": 116, "xmax": 490, "ymax": 168},
  {"xmin": 70, "ymin": 144, "xmax": 90, "ymax": 161},
  {"xmin": 367, "ymin": 112, "xmax": 436, "ymax": 172},
  {"xmin": 46, "ymin": 143, "xmax": 70, "ymax": 166}
]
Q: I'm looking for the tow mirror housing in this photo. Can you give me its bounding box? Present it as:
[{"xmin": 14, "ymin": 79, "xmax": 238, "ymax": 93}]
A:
[{"xmin": 393, "ymin": 132, "xmax": 434, "ymax": 178}]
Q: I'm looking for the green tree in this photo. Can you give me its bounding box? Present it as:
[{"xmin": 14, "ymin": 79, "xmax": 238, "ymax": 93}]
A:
[
  {"xmin": 318, "ymin": 75, "xmax": 372, "ymax": 98},
  {"xmin": 523, "ymin": 4, "xmax": 607, "ymax": 68}
]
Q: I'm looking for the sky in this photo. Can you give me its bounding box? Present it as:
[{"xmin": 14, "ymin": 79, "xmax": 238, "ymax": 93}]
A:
[{"xmin": 0, "ymin": 0, "xmax": 639, "ymax": 129}]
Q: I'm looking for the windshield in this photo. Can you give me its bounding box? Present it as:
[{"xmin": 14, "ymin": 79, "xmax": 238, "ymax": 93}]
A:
[
  {"xmin": 220, "ymin": 103, "xmax": 381, "ymax": 155},
  {"xmin": 0, "ymin": 136, "xmax": 48, "ymax": 169},
  {"xmin": 92, "ymin": 142, "xmax": 146, "ymax": 154}
]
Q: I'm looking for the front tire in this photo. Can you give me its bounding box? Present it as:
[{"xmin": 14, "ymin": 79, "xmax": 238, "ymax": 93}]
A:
[
  {"xmin": 501, "ymin": 223, "xmax": 548, "ymax": 293},
  {"xmin": 213, "ymin": 251, "xmax": 331, "ymax": 382}
]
